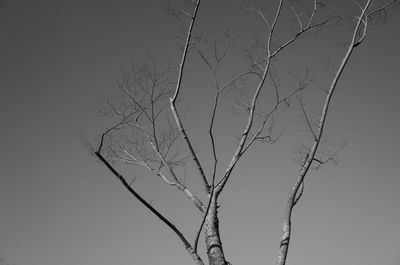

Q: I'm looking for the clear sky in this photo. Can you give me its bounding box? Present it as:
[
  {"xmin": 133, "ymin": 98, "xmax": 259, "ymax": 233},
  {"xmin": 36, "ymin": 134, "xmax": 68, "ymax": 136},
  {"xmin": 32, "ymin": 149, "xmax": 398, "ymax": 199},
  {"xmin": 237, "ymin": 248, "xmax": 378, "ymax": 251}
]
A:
[{"xmin": 1, "ymin": 1, "xmax": 399, "ymax": 265}]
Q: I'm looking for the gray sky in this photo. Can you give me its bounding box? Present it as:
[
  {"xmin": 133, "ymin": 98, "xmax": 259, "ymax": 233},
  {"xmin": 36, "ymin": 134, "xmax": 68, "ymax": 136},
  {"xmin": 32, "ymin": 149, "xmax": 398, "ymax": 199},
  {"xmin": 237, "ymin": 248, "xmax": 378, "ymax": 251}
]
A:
[{"xmin": 1, "ymin": 1, "xmax": 400, "ymax": 265}]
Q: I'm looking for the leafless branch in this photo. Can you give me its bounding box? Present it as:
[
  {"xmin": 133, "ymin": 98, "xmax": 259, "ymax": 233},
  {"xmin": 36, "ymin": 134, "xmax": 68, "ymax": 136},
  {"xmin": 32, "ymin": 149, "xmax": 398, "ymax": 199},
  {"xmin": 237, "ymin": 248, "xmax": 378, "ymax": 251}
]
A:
[
  {"xmin": 297, "ymin": 95, "xmax": 318, "ymax": 141},
  {"xmin": 291, "ymin": 6, "xmax": 303, "ymax": 31},
  {"xmin": 277, "ymin": 2, "xmax": 373, "ymax": 264},
  {"xmin": 270, "ymin": 15, "xmax": 340, "ymax": 58},
  {"xmin": 244, "ymin": 6, "xmax": 271, "ymax": 30},
  {"xmin": 95, "ymin": 150, "xmax": 204, "ymax": 265},
  {"xmin": 170, "ymin": 0, "xmax": 211, "ymax": 193},
  {"xmin": 215, "ymin": 0, "xmax": 286, "ymax": 196}
]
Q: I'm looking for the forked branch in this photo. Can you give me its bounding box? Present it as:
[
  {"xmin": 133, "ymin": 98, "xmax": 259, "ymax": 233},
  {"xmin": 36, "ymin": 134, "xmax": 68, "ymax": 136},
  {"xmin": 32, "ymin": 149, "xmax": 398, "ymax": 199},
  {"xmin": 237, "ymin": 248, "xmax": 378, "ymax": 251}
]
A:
[{"xmin": 169, "ymin": 0, "xmax": 211, "ymax": 193}]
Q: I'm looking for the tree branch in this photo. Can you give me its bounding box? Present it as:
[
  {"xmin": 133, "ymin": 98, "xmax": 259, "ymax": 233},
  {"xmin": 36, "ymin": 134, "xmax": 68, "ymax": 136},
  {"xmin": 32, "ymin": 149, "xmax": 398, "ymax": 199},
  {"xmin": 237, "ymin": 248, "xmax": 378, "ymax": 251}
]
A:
[
  {"xmin": 215, "ymin": 0, "xmax": 285, "ymax": 196},
  {"xmin": 297, "ymin": 95, "xmax": 318, "ymax": 141},
  {"xmin": 95, "ymin": 148, "xmax": 204, "ymax": 265},
  {"xmin": 276, "ymin": 2, "xmax": 373, "ymax": 265},
  {"xmin": 170, "ymin": 0, "xmax": 211, "ymax": 193}
]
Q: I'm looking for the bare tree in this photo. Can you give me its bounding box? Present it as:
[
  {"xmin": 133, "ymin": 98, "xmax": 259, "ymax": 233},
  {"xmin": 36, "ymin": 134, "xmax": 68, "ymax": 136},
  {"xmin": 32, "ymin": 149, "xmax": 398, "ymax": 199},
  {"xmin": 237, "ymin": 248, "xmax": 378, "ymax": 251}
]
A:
[{"xmin": 89, "ymin": 1, "xmax": 398, "ymax": 265}]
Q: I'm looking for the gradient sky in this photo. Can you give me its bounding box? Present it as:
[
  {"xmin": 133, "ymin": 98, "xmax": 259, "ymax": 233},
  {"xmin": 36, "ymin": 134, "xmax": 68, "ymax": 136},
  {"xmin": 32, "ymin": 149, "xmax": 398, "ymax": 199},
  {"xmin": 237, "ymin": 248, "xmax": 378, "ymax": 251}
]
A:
[{"xmin": 1, "ymin": 1, "xmax": 400, "ymax": 265}]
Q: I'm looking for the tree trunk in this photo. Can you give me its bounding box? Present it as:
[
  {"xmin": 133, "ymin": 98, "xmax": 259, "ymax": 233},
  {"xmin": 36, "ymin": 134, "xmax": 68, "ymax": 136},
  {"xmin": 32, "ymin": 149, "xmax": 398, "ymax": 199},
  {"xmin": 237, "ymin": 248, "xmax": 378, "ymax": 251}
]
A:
[{"xmin": 204, "ymin": 196, "xmax": 228, "ymax": 265}]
